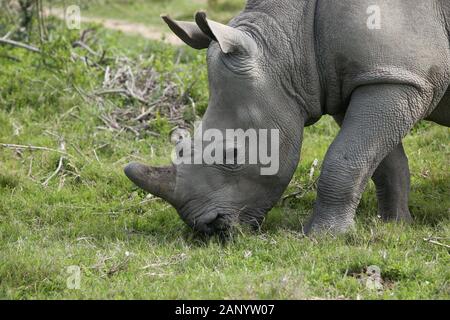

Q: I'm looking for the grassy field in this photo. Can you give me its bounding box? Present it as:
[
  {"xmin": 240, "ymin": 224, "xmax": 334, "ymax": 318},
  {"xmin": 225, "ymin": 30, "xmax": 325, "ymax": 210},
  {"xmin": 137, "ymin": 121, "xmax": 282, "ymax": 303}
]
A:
[
  {"xmin": 51, "ymin": 0, "xmax": 245, "ymax": 26},
  {"xmin": 0, "ymin": 1, "xmax": 449, "ymax": 299}
]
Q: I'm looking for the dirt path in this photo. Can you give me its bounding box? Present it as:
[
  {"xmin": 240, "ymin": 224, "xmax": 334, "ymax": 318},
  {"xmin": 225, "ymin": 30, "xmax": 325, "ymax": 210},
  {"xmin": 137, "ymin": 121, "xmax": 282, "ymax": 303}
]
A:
[{"xmin": 44, "ymin": 8, "xmax": 184, "ymax": 46}]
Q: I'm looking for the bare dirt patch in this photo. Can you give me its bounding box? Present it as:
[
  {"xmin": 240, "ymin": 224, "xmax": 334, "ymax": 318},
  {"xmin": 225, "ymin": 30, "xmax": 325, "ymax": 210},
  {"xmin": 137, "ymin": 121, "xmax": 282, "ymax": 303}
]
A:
[{"xmin": 44, "ymin": 8, "xmax": 184, "ymax": 45}]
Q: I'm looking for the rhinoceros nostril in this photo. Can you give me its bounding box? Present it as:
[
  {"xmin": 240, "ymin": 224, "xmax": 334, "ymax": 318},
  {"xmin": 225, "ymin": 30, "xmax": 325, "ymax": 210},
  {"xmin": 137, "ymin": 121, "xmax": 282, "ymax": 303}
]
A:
[
  {"xmin": 194, "ymin": 212, "xmax": 232, "ymax": 234},
  {"xmin": 207, "ymin": 215, "xmax": 231, "ymax": 233},
  {"xmin": 204, "ymin": 212, "xmax": 219, "ymax": 225},
  {"xmin": 193, "ymin": 211, "xmax": 219, "ymax": 234}
]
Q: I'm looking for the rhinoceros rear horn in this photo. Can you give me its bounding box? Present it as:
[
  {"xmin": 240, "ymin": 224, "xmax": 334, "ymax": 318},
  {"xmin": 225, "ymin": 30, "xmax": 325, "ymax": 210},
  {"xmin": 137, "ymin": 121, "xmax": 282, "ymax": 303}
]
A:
[
  {"xmin": 124, "ymin": 162, "xmax": 178, "ymax": 206},
  {"xmin": 160, "ymin": 14, "xmax": 212, "ymax": 49},
  {"xmin": 194, "ymin": 11, "xmax": 257, "ymax": 55}
]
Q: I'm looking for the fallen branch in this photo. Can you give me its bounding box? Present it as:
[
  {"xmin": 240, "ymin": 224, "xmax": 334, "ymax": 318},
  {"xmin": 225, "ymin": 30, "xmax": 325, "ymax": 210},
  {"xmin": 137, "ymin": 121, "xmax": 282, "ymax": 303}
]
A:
[
  {"xmin": 42, "ymin": 155, "xmax": 64, "ymax": 186},
  {"xmin": 0, "ymin": 143, "xmax": 71, "ymax": 156},
  {"xmin": 423, "ymin": 237, "xmax": 450, "ymax": 249},
  {"xmin": 2, "ymin": 27, "xmax": 17, "ymax": 40},
  {"xmin": 133, "ymin": 105, "xmax": 158, "ymax": 121},
  {"xmin": 42, "ymin": 141, "xmax": 66, "ymax": 187},
  {"xmin": 93, "ymin": 88, "xmax": 149, "ymax": 105},
  {"xmin": 72, "ymin": 40, "xmax": 100, "ymax": 57},
  {"xmin": 0, "ymin": 38, "xmax": 41, "ymax": 53}
]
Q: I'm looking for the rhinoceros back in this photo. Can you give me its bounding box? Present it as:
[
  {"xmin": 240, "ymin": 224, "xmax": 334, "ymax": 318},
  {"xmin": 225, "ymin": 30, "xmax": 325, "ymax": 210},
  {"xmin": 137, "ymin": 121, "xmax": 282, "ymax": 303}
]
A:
[
  {"xmin": 439, "ymin": 0, "xmax": 450, "ymax": 38},
  {"xmin": 316, "ymin": 0, "xmax": 450, "ymax": 114}
]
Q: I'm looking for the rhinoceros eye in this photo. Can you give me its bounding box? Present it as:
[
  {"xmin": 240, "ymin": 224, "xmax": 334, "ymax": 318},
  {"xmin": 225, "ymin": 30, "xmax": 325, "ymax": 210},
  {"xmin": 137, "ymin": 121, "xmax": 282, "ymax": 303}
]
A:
[
  {"xmin": 218, "ymin": 162, "xmax": 242, "ymax": 172},
  {"xmin": 218, "ymin": 148, "xmax": 243, "ymax": 171}
]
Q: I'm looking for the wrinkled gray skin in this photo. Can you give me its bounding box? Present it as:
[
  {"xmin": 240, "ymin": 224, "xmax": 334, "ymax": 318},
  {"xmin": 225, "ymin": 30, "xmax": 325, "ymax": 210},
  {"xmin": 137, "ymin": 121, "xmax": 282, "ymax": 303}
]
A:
[{"xmin": 125, "ymin": 0, "xmax": 450, "ymax": 235}]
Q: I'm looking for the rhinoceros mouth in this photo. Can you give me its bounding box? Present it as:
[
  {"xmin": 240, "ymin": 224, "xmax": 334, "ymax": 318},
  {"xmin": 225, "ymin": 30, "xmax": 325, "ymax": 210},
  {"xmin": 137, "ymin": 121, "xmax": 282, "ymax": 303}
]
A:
[{"xmin": 178, "ymin": 200, "xmax": 267, "ymax": 235}]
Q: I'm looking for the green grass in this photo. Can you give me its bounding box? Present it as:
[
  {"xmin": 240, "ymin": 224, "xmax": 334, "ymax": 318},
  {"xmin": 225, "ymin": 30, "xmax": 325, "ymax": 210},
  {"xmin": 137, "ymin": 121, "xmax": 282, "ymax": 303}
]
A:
[
  {"xmin": 50, "ymin": 0, "xmax": 246, "ymax": 27},
  {"xmin": 0, "ymin": 5, "xmax": 449, "ymax": 300}
]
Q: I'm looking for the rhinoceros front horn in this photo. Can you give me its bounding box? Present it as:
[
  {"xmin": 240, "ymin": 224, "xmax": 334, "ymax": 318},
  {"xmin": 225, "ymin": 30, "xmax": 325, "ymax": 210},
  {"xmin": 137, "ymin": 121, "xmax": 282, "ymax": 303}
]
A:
[{"xmin": 124, "ymin": 162, "xmax": 177, "ymax": 205}]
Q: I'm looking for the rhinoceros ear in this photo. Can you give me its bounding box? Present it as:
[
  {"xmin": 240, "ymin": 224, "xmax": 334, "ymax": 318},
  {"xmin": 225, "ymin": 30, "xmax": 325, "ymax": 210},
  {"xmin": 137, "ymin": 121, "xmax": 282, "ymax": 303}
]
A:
[
  {"xmin": 161, "ymin": 14, "xmax": 212, "ymax": 49},
  {"xmin": 195, "ymin": 11, "xmax": 257, "ymax": 55}
]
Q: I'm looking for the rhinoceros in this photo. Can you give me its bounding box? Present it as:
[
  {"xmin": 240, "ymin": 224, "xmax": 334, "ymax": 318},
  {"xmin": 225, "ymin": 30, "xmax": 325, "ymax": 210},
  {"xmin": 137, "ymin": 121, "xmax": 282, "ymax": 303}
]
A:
[{"xmin": 124, "ymin": 0, "xmax": 450, "ymax": 235}]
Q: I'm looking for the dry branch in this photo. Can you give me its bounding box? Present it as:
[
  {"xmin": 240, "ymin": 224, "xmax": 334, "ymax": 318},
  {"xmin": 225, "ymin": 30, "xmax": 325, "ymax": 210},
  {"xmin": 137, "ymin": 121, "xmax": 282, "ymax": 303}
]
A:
[
  {"xmin": 42, "ymin": 141, "xmax": 66, "ymax": 186},
  {"xmin": 0, "ymin": 38, "xmax": 40, "ymax": 53},
  {"xmin": 42, "ymin": 154, "xmax": 64, "ymax": 186},
  {"xmin": 0, "ymin": 143, "xmax": 70, "ymax": 156},
  {"xmin": 93, "ymin": 88, "xmax": 149, "ymax": 105},
  {"xmin": 423, "ymin": 237, "xmax": 450, "ymax": 249},
  {"xmin": 72, "ymin": 40, "xmax": 100, "ymax": 57}
]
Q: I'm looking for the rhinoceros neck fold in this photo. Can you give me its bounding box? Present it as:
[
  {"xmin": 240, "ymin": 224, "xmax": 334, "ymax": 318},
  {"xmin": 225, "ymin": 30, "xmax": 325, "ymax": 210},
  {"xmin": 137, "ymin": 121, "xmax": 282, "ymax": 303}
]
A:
[{"xmin": 233, "ymin": 0, "xmax": 324, "ymax": 123}]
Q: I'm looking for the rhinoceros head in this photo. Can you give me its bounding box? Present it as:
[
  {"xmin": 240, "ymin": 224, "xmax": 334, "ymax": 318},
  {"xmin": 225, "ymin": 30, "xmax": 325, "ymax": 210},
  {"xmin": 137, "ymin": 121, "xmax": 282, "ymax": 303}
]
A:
[{"xmin": 125, "ymin": 12, "xmax": 305, "ymax": 234}]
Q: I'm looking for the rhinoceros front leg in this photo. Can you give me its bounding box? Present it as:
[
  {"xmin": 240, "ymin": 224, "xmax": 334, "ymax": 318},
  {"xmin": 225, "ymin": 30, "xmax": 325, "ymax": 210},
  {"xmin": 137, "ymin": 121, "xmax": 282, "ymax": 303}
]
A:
[
  {"xmin": 333, "ymin": 115, "xmax": 413, "ymax": 223},
  {"xmin": 305, "ymin": 84, "xmax": 431, "ymax": 234}
]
